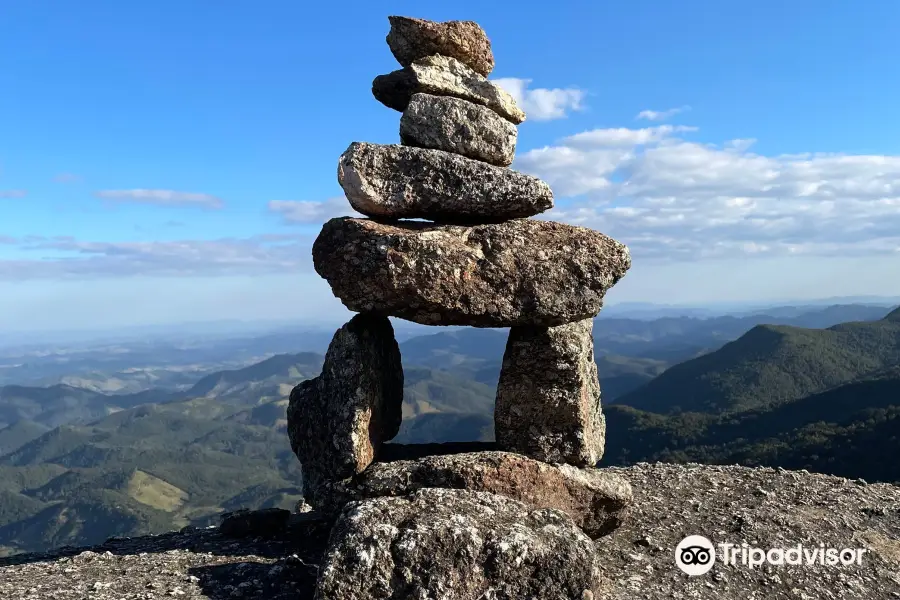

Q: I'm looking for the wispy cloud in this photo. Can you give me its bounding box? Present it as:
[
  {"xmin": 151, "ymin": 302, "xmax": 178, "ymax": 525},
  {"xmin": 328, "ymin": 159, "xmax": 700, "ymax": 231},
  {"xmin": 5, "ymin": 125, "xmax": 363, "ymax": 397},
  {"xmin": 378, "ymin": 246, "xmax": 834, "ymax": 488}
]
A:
[
  {"xmin": 3, "ymin": 234, "xmax": 313, "ymax": 280},
  {"xmin": 492, "ymin": 78, "xmax": 585, "ymax": 121},
  {"xmin": 0, "ymin": 190, "xmax": 27, "ymax": 199},
  {"xmin": 268, "ymin": 197, "xmax": 360, "ymax": 224},
  {"xmin": 514, "ymin": 124, "xmax": 900, "ymax": 261},
  {"xmin": 0, "ymin": 235, "xmax": 17, "ymax": 244},
  {"xmin": 53, "ymin": 173, "xmax": 82, "ymax": 184},
  {"xmin": 636, "ymin": 106, "xmax": 691, "ymax": 121},
  {"xmin": 563, "ymin": 125, "xmax": 698, "ymax": 148},
  {"xmin": 95, "ymin": 189, "xmax": 224, "ymax": 209}
]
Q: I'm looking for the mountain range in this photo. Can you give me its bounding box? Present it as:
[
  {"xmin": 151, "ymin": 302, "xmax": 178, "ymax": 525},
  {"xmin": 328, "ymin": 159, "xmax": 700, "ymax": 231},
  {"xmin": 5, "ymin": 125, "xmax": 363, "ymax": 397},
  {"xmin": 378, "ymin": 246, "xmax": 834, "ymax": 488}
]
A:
[
  {"xmin": 0, "ymin": 302, "xmax": 897, "ymax": 555},
  {"xmin": 604, "ymin": 307, "xmax": 900, "ymax": 475}
]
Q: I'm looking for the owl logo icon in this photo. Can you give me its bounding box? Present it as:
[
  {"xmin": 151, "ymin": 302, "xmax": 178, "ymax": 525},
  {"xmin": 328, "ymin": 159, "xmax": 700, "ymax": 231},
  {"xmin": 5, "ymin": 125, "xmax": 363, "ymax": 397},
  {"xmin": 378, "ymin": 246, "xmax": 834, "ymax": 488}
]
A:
[{"xmin": 675, "ymin": 535, "xmax": 716, "ymax": 575}]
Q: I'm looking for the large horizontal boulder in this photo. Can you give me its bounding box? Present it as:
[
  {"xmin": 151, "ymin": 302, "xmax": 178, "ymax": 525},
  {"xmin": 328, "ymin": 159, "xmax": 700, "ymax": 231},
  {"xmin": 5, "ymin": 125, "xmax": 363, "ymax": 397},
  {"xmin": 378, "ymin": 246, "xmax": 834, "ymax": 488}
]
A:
[
  {"xmin": 337, "ymin": 142, "xmax": 551, "ymax": 223},
  {"xmin": 496, "ymin": 319, "xmax": 606, "ymax": 466},
  {"xmin": 287, "ymin": 313, "xmax": 403, "ymax": 504},
  {"xmin": 314, "ymin": 488, "xmax": 602, "ymax": 600},
  {"xmin": 373, "ymin": 54, "xmax": 525, "ymax": 124},
  {"xmin": 386, "ymin": 16, "xmax": 494, "ymax": 77},
  {"xmin": 400, "ymin": 93, "xmax": 517, "ymax": 166},
  {"xmin": 317, "ymin": 451, "xmax": 631, "ymax": 537},
  {"xmin": 312, "ymin": 217, "xmax": 631, "ymax": 328}
]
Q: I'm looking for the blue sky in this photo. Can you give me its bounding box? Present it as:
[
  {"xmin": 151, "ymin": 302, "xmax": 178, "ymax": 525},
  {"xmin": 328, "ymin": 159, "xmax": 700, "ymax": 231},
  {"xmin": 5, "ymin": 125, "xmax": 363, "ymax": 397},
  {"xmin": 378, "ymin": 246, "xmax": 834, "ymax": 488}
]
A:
[{"xmin": 3, "ymin": 1, "xmax": 900, "ymax": 331}]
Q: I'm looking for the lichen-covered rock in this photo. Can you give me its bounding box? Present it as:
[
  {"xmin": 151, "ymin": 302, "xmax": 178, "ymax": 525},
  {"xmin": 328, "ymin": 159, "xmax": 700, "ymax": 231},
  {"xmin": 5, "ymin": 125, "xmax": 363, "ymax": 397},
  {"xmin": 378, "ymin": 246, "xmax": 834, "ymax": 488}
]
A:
[
  {"xmin": 495, "ymin": 318, "xmax": 606, "ymax": 466},
  {"xmin": 400, "ymin": 93, "xmax": 517, "ymax": 166},
  {"xmin": 373, "ymin": 54, "xmax": 525, "ymax": 124},
  {"xmin": 317, "ymin": 451, "xmax": 631, "ymax": 537},
  {"xmin": 314, "ymin": 488, "xmax": 602, "ymax": 600},
  {"xmin": 312, "ymin": 218, "xmax": 631, "ymax": 328},
  {"xmin": 386, "ymin": 16, "xmax": 494, "ymax": 77},
  {"xmin": 337, "ymin": 142, "xmax": 551, "ymax": 223},
  {"xmin": 287, "ymin": 313, "xmax": 403, "ymax": 504}
]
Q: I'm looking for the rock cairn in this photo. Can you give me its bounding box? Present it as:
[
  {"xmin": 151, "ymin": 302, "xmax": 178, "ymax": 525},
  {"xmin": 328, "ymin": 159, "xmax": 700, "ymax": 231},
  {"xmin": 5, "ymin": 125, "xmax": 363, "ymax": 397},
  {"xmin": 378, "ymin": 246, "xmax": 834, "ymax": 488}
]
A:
[{"xmin": 288, "ymin": 15, "xmax": 633, "ymax": 598}]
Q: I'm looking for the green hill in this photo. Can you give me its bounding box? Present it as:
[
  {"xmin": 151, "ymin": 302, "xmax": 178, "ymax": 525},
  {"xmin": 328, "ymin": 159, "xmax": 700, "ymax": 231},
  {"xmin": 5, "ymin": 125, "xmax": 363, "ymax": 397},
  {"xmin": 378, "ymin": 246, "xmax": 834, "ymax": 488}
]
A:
[
  {"xmin": 604, "ymin": 365, "xmax": 900, "ymax": 482},
  {"xmin": 0, "ymin": 487, "xmax": 175, "ymax": 552},
  {"xmin": 0, "ymin": 465, "xmax": 68, "ymax": 494},
  {"xmin": 225, "ymin": 398, "xmax": 289, "ymax": 430},
  {"xmin": 394, "ymin": 412, "xmax": 494, "ymax": 444},
  {"xmin": 185, "ymin": 352, "xmax": 322, "ymax": 398},
  {"xmin": 402, "ymin": 366, "xmax": 495, "ymax": 417},
  {"xmin": 617, "ymin": 312, "xmax": 900, "ymax": 414},
  {"xmin": 0, "ymin": 349, "xmax": 511, "ymax": 554},
  {"xmin": 0, "ymin": 420, "xmax": 50, "ymax": 456}
]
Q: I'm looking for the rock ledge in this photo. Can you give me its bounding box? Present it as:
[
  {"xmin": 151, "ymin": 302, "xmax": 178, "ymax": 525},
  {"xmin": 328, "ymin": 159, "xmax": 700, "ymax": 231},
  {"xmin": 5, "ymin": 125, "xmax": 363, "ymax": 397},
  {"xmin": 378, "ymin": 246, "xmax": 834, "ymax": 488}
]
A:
[{"xmin": 3, "ymin": 464, "xmax": 898, "ymax": 600}]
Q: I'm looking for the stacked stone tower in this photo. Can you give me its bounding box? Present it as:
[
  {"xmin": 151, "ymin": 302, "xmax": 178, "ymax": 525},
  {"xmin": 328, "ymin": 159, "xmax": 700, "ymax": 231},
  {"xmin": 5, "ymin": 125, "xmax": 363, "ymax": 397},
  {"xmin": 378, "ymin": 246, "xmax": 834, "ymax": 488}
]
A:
[{"xmin": 288, "ymin": 15, "xmax": 633, "ymax": 597}]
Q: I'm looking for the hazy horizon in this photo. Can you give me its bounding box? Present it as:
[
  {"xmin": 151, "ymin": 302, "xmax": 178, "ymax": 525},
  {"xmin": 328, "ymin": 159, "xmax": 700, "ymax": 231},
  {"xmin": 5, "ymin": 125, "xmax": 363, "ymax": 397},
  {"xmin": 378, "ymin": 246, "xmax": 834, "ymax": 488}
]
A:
[{"xmin": 3, "ymin": 295, "xmax": 898, "ymax": 347}]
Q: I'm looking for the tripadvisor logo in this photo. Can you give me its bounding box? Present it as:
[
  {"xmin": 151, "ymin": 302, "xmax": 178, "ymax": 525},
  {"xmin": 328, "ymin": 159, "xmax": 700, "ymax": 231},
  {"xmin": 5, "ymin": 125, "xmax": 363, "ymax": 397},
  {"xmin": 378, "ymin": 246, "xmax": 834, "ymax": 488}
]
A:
[
  {"xmin": 675, "ymin": 535, "xmax": 869, "ymax": 575},
  {"xmin": 675, "ymin": 535, "xmax": 716, "ymax": 575}
]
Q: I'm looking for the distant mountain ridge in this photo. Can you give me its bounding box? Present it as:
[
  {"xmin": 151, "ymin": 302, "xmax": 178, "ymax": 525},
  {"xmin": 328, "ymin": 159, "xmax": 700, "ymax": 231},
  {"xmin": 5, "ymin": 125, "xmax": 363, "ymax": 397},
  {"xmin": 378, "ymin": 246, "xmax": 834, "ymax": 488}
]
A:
[
  {"xmin": 616, "ymin": 307, "xmax": 900, "ymax": 414},
  {"xmin": 604, "ymin": 365, "xmax": 900, "ymax": 482},
  {"xmin": 0, "ymin": 302, "xmax": 898, "ymax": 555},
  {"xmin": 183, "ymin": 352, "xmax": 323, "ymax": 398}
]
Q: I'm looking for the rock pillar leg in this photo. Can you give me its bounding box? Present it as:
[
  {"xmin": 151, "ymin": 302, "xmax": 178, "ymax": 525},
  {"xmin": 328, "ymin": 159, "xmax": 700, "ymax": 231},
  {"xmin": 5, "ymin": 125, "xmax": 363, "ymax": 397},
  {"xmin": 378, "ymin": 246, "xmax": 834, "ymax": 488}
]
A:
[
  {"xmin": 494, "ymin": 318, "xmax": 604, "ymax": 466},
  {"xmin": 287, "ymin": 313, "xmax": 403, "ymax": 505}
]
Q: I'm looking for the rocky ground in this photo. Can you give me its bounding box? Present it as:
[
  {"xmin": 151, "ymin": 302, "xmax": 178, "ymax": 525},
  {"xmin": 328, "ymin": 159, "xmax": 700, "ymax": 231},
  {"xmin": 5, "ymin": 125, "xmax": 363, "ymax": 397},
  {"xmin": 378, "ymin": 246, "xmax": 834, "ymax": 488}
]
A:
[
  {"xmin": 595, "ymin": 463, "xmax": 900, "ymax": 600},
  {"xmin": 2, "ymin": 463, "xmax": 899, "ymax": 599},
  {"xmin": 0, "ymin": 514, "xmax": 331, "ymax": 600}
]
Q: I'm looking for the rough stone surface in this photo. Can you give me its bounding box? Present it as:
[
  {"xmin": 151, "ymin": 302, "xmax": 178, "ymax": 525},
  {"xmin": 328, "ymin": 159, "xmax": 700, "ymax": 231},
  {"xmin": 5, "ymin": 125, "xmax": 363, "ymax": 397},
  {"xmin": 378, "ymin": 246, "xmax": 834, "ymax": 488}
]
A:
[
  {"xmin": 400, "ymin": 93, "xmax": 517, "ymax": 166},
  {"xmin": 4, "ymin": 464, "xmax": 900, "ymax": 599},
  {"xmin": 286, "ymin": 313, "xmax": 403, "ymax": 504},
  {"xmin": 0, "ymin": 513, "xmax": 332, "ymax": 600},
  {"xmin": 318, "ymin": 451, "xmax": 631, "ymax": 537},
  {"xmin": 315, "ymin": 488, "xmax": 602, "ymax": 600},
  {"xmin": 312, "ymin": 217, "xmax": 631, "ymax": 328},
  {"xmin": 386, "ymin": 16, "xmax": 494, "ymax": 77},
  {"xmin": 496, "ymin": 318, "xmax": 606, "ymax": 466},
  {"xmin": 337, "ymin": 142, "xmax": 552, "ymax": 223},
  {"xmin": 373, "ymin": 54, "xmax": 525, "ymax": 124}
]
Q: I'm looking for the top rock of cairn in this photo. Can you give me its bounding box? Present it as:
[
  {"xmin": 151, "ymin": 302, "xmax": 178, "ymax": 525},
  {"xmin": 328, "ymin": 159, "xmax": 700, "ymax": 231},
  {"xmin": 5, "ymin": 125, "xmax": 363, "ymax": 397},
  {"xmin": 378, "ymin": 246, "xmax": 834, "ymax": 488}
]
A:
[{"xmin": 386, "ymin": 16, "xmax": 495, "ymax": 77}]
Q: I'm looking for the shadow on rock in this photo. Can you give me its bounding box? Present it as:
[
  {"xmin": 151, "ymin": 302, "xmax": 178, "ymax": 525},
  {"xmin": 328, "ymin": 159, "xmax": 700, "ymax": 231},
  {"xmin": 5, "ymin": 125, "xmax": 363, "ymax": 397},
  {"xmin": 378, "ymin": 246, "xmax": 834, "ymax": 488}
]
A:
[{"xmin": 189, "ymin": 554, "xmax": 319, "ymax": 600}]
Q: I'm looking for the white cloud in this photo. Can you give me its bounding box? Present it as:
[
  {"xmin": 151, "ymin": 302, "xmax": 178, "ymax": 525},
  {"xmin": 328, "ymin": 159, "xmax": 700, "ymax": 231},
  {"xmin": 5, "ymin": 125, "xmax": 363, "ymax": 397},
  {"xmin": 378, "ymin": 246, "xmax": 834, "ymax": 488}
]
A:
[
  {"xmin": 2, "ymin": 234, "xmax": 314, "ymax": 280},
  {"xmin": 95, "ymin": 189, "xmax": 224, "ymax": 209},
  {"xmin": 514, "ymin": 124, "xmax": 900, "ymax": 261},
  {"xmin": 11, "ymin": 117, "xmax": 900, "ymax": 285},
  {"xmin": 492, "ymin": 78, "xmax": 585, "ymax": 121},
  {"xmin": 1, "ymin": 196, "xmax": 361, "ymax": 281},
  {"xmin": 268, "ymin": 197, "xmax": 360, "ymax": 224},
  {"xmin": 0, "ymin": 190, "xmax": 27, "ymax": 198},
  {"xmin": 563, "ymin": 125, "xmax": 698, "ymax": 148},
  {"xmin": 636, "ymin": 106, "xmax": 691, "ymax": 121}
]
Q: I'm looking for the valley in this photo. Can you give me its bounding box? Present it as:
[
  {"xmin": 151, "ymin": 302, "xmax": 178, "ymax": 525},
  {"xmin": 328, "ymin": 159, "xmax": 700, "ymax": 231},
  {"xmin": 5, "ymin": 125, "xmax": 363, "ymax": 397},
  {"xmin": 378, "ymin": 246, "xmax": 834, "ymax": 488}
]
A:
[{"xmin": 0, "ymin": 302, "xmax": 897, "ymax": 555}]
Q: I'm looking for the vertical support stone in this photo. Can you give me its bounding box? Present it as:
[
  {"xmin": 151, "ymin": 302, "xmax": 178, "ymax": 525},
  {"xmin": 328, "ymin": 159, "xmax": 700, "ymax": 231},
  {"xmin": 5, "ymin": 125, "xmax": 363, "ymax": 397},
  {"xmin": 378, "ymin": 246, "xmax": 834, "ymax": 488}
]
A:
[
  {"xmin": 287, "ymin": 313, "xmax": 403, "ymax": 505},
  {"xmin": 494, "ymin": 318, "xmax": 604, "ymax": 466}
]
